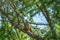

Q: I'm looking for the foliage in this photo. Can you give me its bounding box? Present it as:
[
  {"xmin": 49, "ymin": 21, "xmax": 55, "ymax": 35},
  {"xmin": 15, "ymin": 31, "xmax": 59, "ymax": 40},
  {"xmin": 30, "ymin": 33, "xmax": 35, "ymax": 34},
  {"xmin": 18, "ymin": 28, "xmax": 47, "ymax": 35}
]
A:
[{"xmin": 0, "ymin": 0, "xmax": 60, "ymax": 40}]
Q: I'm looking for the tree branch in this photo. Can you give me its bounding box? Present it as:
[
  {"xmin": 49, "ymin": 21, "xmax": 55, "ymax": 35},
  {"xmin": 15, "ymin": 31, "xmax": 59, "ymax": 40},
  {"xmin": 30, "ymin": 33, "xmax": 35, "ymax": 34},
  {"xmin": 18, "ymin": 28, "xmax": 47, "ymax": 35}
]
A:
[
  {"xmin": 0, "ymin": 8, "xmax": 45, "ymax": 40},
  {"xmin": 39, "ymin": 3, "xmax": 57, "ymax": 40},
  {"xmin": 36, "ymin": 2, "xmax": 57, "ymax": 40}
]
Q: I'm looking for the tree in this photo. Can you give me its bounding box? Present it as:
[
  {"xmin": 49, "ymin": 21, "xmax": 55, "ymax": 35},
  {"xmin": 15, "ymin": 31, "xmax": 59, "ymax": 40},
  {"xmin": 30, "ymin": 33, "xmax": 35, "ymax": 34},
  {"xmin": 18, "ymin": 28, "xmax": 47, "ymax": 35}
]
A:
[{"xmin": 0, "ymin": 0, "xmax": 60, "ymax": 40}]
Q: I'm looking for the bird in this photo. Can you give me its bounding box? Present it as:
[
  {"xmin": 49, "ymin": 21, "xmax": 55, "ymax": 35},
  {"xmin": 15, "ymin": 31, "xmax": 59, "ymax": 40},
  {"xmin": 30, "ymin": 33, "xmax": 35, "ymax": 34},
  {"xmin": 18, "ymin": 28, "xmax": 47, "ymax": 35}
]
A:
[{"xmin": 24, "ymin": 20, "xmax": 32, "ymax": 32}]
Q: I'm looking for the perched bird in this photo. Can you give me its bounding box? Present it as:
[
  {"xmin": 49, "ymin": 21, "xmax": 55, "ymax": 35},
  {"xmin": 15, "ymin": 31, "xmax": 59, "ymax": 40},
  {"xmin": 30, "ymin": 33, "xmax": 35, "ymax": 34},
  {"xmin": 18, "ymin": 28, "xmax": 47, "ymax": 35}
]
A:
[{"xmin": 24, "ymin": 20, "xmax": 32, "ymax": 32}]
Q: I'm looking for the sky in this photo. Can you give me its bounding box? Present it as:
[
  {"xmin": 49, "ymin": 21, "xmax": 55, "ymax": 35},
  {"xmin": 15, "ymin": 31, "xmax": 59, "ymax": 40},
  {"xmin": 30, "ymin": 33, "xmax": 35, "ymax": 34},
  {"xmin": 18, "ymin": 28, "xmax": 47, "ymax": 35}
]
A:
[{"xmin": 33, "ymin": 12, "xmax": 48, "ymax": 24}]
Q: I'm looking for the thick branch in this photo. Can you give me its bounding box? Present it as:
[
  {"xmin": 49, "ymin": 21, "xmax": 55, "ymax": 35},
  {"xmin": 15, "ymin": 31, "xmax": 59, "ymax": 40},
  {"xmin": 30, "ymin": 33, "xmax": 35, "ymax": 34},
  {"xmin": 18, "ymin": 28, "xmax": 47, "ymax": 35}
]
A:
[
  {"xmin": 36, "ymin": 3, "xmax": 57, "ymax": 40},
  {"xmin": 42, "ymin": 9, "xmax": 57, "ymax": 40}
]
